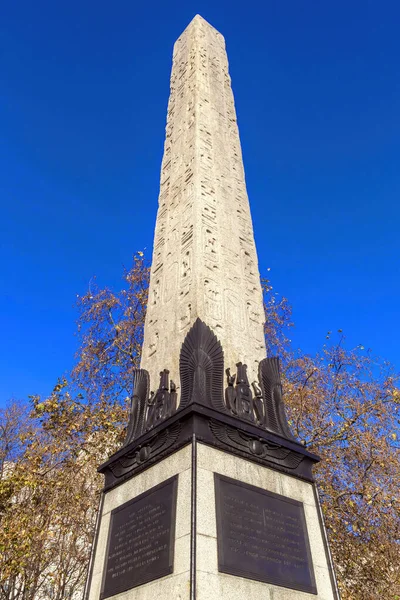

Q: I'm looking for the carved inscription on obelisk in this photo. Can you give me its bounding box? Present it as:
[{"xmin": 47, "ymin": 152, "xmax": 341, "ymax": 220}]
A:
[{"xmin": 141, "ymin": 15, "xmax": 266, "ymax": 392}]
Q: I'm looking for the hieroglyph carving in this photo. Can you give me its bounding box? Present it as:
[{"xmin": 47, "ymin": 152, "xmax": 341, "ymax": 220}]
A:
[{"xmin": 141, "ymin": 15, "xmax": 266, "ymax": 392}]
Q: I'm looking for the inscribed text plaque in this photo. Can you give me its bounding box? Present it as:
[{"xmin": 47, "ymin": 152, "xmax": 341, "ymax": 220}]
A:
[
  {"xmin": 214, "ymin": 474, "xmax": 317, "ymax": 594},
  {"xmin": 101, "ymin": 476, "xmax": 178, "ymax": 598}
]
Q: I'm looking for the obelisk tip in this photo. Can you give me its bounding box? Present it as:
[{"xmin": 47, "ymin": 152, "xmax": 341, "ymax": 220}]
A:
[{"xmin": 183, "ymin": 14, "xmax": 224, "ymax": 38}]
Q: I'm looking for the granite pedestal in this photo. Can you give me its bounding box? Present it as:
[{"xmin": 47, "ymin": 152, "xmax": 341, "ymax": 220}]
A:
[{"xmin": 85, "ymin": 403, "xmax": 340, "ymax": 600}]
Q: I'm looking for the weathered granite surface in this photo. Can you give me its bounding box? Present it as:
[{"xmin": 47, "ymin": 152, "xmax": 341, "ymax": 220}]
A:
[
  {"xmin": 87, "ymin": 446, "xmax": 192, "ymax": 600},
  {"xmin": 88, "ymin": 443, "xmax": 336, "ymax": 600},
  {"xmin": 196, "ymin": 444, "xmax": 336, "ymax": 600},
  {"xmin": 141, "ymin": 15, "xmax": 266, "ymax": 390}
]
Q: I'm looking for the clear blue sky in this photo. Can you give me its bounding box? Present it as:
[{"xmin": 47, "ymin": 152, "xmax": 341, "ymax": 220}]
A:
[{"xmin": 1, "ymin": 0, "xmax": 399, "ymax": 404}]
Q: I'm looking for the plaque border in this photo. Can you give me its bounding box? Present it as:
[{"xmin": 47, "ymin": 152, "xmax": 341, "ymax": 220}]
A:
[
  {"xmin": 214, "ymin": 473, "xmax": 318, "ymax": 595},
  {"xmin": 100, "ymin": 475, "xmax": 178, "ymax": 599}
]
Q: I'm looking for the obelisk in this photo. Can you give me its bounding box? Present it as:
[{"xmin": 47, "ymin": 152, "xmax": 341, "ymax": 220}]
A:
[
  {"xmin": 85, "ymin": 16, "xmax": 340, "ymax": 600},
  {"xmin": 141, "ymin": 15, "xmax": 266, "ymax": 391}
]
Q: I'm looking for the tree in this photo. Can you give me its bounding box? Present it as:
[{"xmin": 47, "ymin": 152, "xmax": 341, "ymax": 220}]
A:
[
  {"xmin": 263, "ymin": 282, "xmax": 400, "ymax": 598},
  {"xmin": 0, "ymin": 255, "xmax": 149, "ymax": 599},
  {"xmin": 0, "ymin": 390, "xmax": 102, "ymax": 600},
  {"xmin": 283, "ymin": 342, "xmax": 400, "ymax": 599},
  {"xmin": 73, "ymin": 253, "xmax": 149, "ymax": 405},
  {"xmin": 0, "ymin": 253, "xmax": 399, "ymax": 599}
]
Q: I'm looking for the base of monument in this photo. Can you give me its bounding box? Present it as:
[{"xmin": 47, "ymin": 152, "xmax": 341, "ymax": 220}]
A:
[{"xmin": 85, "ymin": 440, "xmax": 339, "ymax": 600}]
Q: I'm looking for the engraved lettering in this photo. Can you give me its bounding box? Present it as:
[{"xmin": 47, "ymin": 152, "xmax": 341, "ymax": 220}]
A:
[
  {"xmin": 101, "ymin": 477, "xmax": 177, "ymax": 598},
  {"xmin": 215, "ymin": 475, "xmax": 317, "ymax": 595}
]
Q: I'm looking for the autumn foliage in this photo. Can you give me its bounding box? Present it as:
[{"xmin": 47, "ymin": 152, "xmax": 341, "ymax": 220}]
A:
[{"xmin": 0, "ymin": 255, "xmax": 399, "ymax": 599}]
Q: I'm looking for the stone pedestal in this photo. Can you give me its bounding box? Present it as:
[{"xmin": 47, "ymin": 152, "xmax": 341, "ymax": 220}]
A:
[
  {"xmin": 85, "ymin": 403, "xmax": 340, "ymax": 600},
  {"xmin": 85, "ymin": 446, "xmax": 192, "ymax": 600}
]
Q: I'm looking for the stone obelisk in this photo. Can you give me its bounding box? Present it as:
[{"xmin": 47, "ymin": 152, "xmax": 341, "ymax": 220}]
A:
[
  {"xmin": 85, "ymin": 15, "xmax": 340, "ymax": 600},
  {"xmin": 141, "ymin": 14, "xmax": 265, "ymax": 390}
]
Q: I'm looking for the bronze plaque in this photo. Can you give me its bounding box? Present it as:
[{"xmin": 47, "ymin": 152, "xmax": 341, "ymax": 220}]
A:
[
  {"xmin": 101, "ymin": 476, "xmax": 178, "ymax": 599},
  {"xmin": 215, "ymin": 474, "xmax": 317, "ymax": 594}
]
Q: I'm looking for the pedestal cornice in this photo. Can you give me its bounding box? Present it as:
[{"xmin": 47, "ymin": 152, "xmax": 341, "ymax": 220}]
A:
[{"xmin": 99, "ymin": 402, "xmax": 319, "ymax": 492}]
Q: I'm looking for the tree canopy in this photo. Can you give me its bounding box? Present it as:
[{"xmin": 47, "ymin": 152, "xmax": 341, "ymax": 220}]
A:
[{"xmin": 0, "ymin": 254, "xmax": 399, "ymax": 599}]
